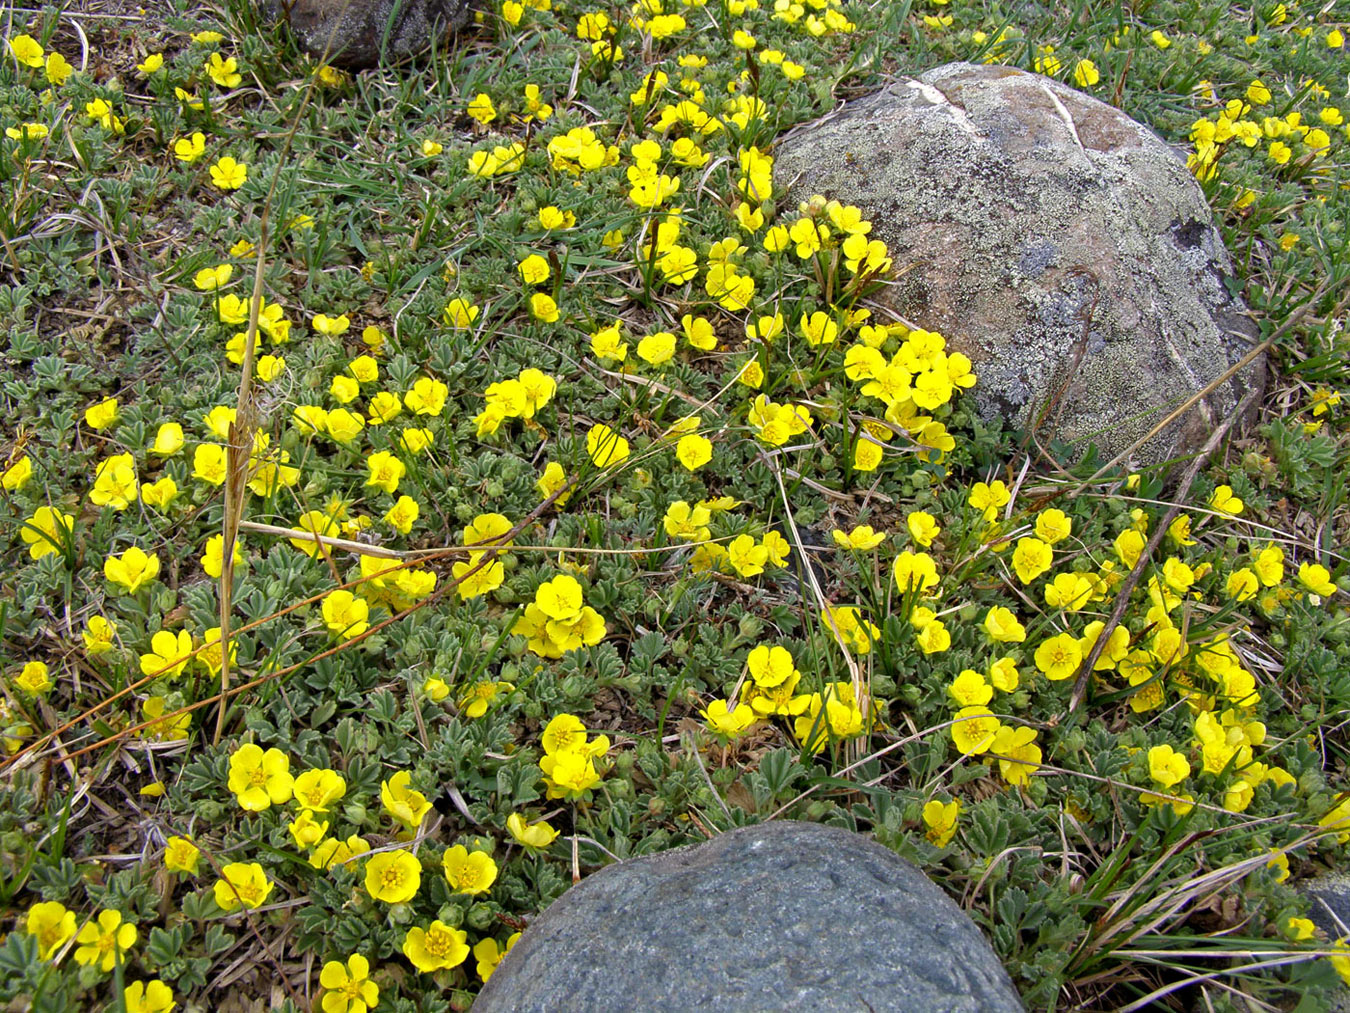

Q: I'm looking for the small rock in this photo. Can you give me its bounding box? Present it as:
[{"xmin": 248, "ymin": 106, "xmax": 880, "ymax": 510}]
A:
[
  {"xmin": 1298, "ymin": 870, "xmax": 1350, "ymax": 1011},
  {"xmin": 772, "ymin": 62, "xmax": 1264, "ymax": 469},
  {"xmin": 262, "ymin": 0, "xmax": 472, "ymax": 68},
  {"xmin": 473, "ymin": 821, "xmax": 1025, "ymax": 1013}
]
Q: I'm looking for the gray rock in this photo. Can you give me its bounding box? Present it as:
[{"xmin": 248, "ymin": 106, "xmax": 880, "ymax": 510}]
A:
[
  {"xmin": 772, "ymin": 62, "xmax": 1264, "ymax": 469},
  {"xmin": 1300, "ymin": 868, "xmax": 1350, "ymax": 939},
  {"xmin": 262, "ymin": 0, "xmax": 472, "ymax": 68},
  {"xmin": 1297, "ymin": 870, "xmax": 1350, "ymax": 1012},
  {"xmin": 473, "ymin": 821, "xmax": 1025, "ymax": 1013}
]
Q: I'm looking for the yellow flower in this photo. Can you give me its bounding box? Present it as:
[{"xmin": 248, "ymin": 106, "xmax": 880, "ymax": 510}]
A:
[
  {"xmin": 518, "ymin": 253, "xmax": 550, "ymax": 285},
  {"xmin": 209, "ymin": 156, "xmax": 247, "ymax": 190},
  {"xmin": 1034, "ymin": 632, "xmax": 1082, "ymax": 681},
  {"xmin": 403, "ymin": 921, "xmax": 469, "ymax": 973},
  {"xmin": 1254, "ymin": 544, "xmax": 1284, "ymax": 586},
  {"xmin": 1012, "ymin": 537, "xmax": 1053, "ymax": 584},
  {"xmin": 444, "ymin": 297, "xmax": 480, "ymax": 329},
  {"xmin": 1147, "ymin": 743, "xmax": 1190, "ymax": 788},
  {"xmin": 506, "ymin": 812, "xmax": 559, "ymax": 850},
  {"xmin": 310, "ymin": 835, "xmax": 370, "ymax": 871},
  {"xmin": 140, "ymin": 475, "xmax": 178, "ymax": 510},
  {"xmin": 421, "ymin": 138, "xmax": 444, "ymax": 156},
  {"xmin": 44, "ymin": 51, "xmax": 71, "ymax": 86},
  {"xmin": 727, "ymin": 534, "xmax": 769, "ymax": 577},
  {"xmin": 74, "ymin": 909, "xmax": 137, "ymax": 972},
  {"xmin": 452, "ymin": 551, "xmax": 506, "ymax": 600},
  {"xmin": 365, "ymin": 450, "xmax": 405, "ymax": 494},
  {"xmin": 257, "ymin": 354, "xmax": 285, "ymax": 381},
  {"xmin": 675, "ymin": 433, "xmax": 712, "ymax": 471},
  {"xmin": 384, "ymin": 495, "xmax": 420, "ymax": 535},
  {"xmin": 474, "ymin": 933, "xmax": 520, "ymax": 983},
  {"xmin": 324, "ymin": 408, "xmax": 365, "ymax": 443},
  {"xmin": 529, "ymin": 292, "xmax": 559, "ymax": 322},
  {"xmin": 923, "ymin": 799, "xmax": 960, "ymax": 846},
  {"xmin": 84, "ymin": 397, "xmax": 119, "ymax": 429},
  {"xmin": 1044, "ymin": 571, "xmax": 1095, "ymax": 611},
  {"xmin": 991, "ymin": 725, "xmax": 1041, "ymax": 786},
  {"xmin": 1208, "ymin": 485, "xmax": 1244, "ymax": 515},
  {"xmin": 2, "ymin": 455, "xmax": 31, "ymax": 491},
  {"xmin": 637, "ymin": 330, "xmax": 677, "ymax": 366},
  {"xmin": 950, "ymin": 706, "xmax": 1001, "ymax": 755},
  {"xmin": 1034, "ymin": 508, "xmax": 1072, "ymax": 544},
  {"xmin": 192, "ymin": 443, "xmax": 227, "ymax": 485},
  {"xmin": 968, "ymin": 480, "xmax": 1010, "ymax": 521},
  {"xmin": 150, "ymin": 422, "xmax": 184, "ymax": 455},
  {"xmin": 15, "ymin": 661, "xmax": 51, "ymax": 696},
  {"xmin": 442, "ymin": 845, "xmax": 498, "ymax": 895},
  {"xmin": 892, "ymin": 550, "xmax": 939, "ymax": 594},
  {"xmin": 540, "ymin": 747, "xmax": 602, "ymax": 798},
  {"xmin": 382, "ymin": 770, "xmax": 431, "ymax": 828},
  {"xmin": 1283, "ymin": 915, "xmax": 1313, "ymax": 939},
  {"xmin": 91, "ymin": 452, "xmax": 138, "ymax": 510},
  {"xmin": 122, "ymin": 979, "xmax": 174, "ymax": 1013},
  {"xmin": 988, "ymin": 657, "xmax": 1020, "ymax": 692},
  {"xmin": 227, "ymin": 743, "xmax": 294, "ymax": 810},
  {"xmin": 586, "ymin": 423, "xmax": 630, "ymax": 467},
  {"xmin": 467, "ymin": 92, "xmax": 497, "ymax": 124},
  {"xmin": 172, "ymin": 131, "xmax": 208, "ymax": 165},
  {"xmin": 21, "ymin": 506, "xmax": 72, "ymax": 561},
  {"xmin": 832, "ymin": 525, "xmax": 885, "ymax": 550},
  {"xmin": 293, "ymin": 768, "xmax": 347, "ymax": 811},
  {"xmin": 8, "ymin": 34, "xmax": 45, "ymax": 68},
  {"xmin": 139, "ymin": 628, "xmax": 193, "ymax": 679},
  {"xmin": 104, "ymin": 546, "xmax": 160, "ymax": 594},
  {"xmin": 163, "ymin": 836, "xmax": 200, "ymax": 874},
  {"xmin": 948, "ymin": 669, "xmax": 992, "ymax": 708},
  {"xmin": 365, "ymin": 849, "xmax": 421, "ymax": 903},
  {"xmin": 983, "ymin": 606, "xmax": 1026, "ymax": 643},
  {"xmin": 320, "ymin": 953, "xmax": 379, "ymax": 1013},
  {"xmin": 906, "ymin": 511, "xmax": 940, "ymax": 547},
  {"xmin": 206, "ymin": 52, "xmax": 241, "ymax": 87},
  {"xmin": 1073, "ymin": 59, "xmax": 1099, "ymax": 87},
  {"xmin": 702, "ymin": 698, "xmax": 758, "ymax": 738},
  {"xmin": 26, "ymin": 900, "xmax": 77, "ymax": 960},
  {"xmin": 136, "ymin": 53, "xmax": 164, "ymax": 73},
  {"xmin": 537, "ymin": 205, "xmax": 575, "ymax": 230},
  {"xmin": 213, "ymin": 862, "xmax": 273, "ymax": 911},
  {"xmin": 322, "ymin": 590, "xmax": 370, "ymax": 640},
  {"xmin": 1298, "ymin": 562, "xmax": 1337, "ymax": 597},
  {"xmin": 82, "ymin": 615, "xmax": 117, "ymax": 655}
]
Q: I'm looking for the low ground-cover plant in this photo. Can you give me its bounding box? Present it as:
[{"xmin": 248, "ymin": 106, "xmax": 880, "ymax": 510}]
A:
[{"xmin": 0, "ymin": 0, "xmax": 1347, "ymax": 1009}]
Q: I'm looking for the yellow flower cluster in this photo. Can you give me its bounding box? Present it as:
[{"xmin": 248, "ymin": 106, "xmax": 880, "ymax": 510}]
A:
[
  {"xmin": 512, "ymin": 575, "xmax": 607, "ymax": 658},
  {"xmin": 475, "ymin": 367, "xmax": 558, "ymax": 436},
  {"xmin": 538, "ymin": 712, "xmax": 608, "ymax": 798}
]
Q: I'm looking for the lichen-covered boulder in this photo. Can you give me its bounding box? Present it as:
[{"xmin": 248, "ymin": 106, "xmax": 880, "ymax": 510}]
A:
[
  {"xmin": 473, "ymin": 821, "xmax": 1025, "ymax": 1013},
  {"xmin": 262, "ymin": 0, "xmax": 472, "ymax": 68},
  {"xmin": 772, "ymin": 62, "xmax": 1263, "ymax": 468}
]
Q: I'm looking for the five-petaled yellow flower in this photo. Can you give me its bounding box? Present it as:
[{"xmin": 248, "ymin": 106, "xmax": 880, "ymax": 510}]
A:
[
  {"xmin": 209, "ymin": 156, "xmax": 248, "ymax": 190},
  {"xmin": 74, "ymin": 910, "xmax": 137, "ymax": 972},
  {"xmin": 320, "ymin": 953, "xmax": 379, "ymax": 1013},
  {"xmin": 365, "ymin": 849, "xmax": 421, "ymax": 904}
]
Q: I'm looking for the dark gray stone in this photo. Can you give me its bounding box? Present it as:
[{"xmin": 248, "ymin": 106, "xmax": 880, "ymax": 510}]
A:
[
  {"xmin": 473, "ymin": 821, "xmax": 1025, "ymax": 1013},
  {"xmin": 772, "ymin": 62, "xmax": 1264, "ymax": 469},
  {"xmin": 262, "ymin": 0, "xmax": 472, "ymax": 68},
  {"xmin": 1298, "ymin": 871, "xmax": 1350, "ymax": 1012}
]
